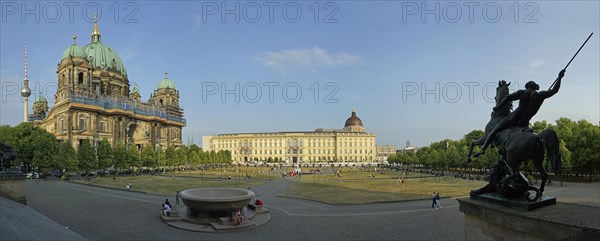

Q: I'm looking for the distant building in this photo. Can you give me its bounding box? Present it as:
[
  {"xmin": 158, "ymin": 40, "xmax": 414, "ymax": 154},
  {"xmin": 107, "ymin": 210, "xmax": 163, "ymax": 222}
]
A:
[
  {"xmin": 376, "ymin": 145, "xmax": 397, "ymax": 162},
  {"xmin": 203, "ymin": 110, "xmax": 376, "ymax": 164},
  {"xmin": 28, "ymin": 18, "xmax": 185, "ymax": 150},
  {"xmin": 403, "ymin": 140, "xmax": 417, "ymax": 154}
]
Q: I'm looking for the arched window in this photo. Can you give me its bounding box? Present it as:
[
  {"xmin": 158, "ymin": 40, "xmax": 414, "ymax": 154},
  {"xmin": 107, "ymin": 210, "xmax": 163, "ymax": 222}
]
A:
[{"xmin": 78, "ymin": 72, "xmax": 84, "ymax": 85}]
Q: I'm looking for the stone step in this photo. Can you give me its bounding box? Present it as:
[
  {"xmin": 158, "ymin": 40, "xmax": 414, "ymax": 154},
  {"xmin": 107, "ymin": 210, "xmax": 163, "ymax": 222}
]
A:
[
  {"xmin": 249, "ymin": 211, "xmax": 272, "ymax": 226},
  {"xmin": 211, "ymin": 219, "xmax": 255, "ymax": 231},
  {"xmin": 160, "ymin": 211, "xmax": 182, "ymax": 222}
]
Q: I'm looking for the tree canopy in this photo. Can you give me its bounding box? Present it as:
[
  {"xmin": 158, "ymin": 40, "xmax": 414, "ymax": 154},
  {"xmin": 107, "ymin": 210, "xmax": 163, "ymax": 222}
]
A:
[{"xmin": 387, "ymin": 118, "xmax": 599, "ymax": 177}]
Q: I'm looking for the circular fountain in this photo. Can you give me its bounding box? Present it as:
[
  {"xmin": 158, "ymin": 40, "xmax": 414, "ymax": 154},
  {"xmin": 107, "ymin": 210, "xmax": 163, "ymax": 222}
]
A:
[
  {"xmin": 161, "ymin": 187, "xmax": 269, "ymax": 232},
  {"xmin": 179, "ymin": 188, "xmax": 255, "ymax": 219}
]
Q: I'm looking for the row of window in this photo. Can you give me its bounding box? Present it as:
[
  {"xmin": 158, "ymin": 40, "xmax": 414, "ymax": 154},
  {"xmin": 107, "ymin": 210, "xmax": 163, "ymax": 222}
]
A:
[
  {"xmin": 230, "ymin": 149, "xmax": 374, "ymax": 156},
  {"xmin": 214, "ymin": 138, "xmax": 375, "ymax": 149},
  {"xmin": 234, "ymin": 156, "xmax": 374, "ymax": 162}
]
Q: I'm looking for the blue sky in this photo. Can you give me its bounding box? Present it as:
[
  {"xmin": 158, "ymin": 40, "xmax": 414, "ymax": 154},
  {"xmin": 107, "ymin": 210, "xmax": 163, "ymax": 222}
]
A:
[{"xmin": 1, "ymin": 1, "xmax": 599, "ymax": 147}]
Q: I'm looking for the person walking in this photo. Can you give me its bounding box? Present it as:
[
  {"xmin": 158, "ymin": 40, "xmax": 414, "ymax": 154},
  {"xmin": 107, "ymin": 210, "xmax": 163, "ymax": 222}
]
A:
[
  {"xmin": 432, "ymin": 192, "xmax": 437, "ymax": 209},
  {"xmin": 435, "ymin": 192, "xmax": 441, "ymax": 209}
]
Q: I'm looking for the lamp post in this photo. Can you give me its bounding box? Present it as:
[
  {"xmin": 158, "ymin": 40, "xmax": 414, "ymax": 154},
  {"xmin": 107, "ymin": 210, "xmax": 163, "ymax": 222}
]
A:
[{"xmin": 155, "ymin": 140, "xmax": 160, "ymax": 174}]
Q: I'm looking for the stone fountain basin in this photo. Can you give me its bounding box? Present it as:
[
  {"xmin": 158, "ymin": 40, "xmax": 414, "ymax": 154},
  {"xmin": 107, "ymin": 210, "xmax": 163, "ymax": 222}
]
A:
[{"xmin": 179, "ymin": 188, "xmax": 255, "ymax": 212}]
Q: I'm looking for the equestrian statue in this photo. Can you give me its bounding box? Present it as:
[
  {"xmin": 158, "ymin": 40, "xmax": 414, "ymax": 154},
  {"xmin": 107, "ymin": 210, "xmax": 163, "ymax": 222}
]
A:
[{"xmin": 467, "ymin": 32, "xmax": 593, "ymax": 202}]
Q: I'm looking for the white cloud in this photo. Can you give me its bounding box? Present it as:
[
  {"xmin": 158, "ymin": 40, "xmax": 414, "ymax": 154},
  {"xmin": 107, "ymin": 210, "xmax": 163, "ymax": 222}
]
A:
[
  {"xmin": 252, "ymin": 47, "xmax": 360, "ymax": 73},
  {"xmin": 529, "ymin": 59, "xmax": 544, "ymax": 75}
]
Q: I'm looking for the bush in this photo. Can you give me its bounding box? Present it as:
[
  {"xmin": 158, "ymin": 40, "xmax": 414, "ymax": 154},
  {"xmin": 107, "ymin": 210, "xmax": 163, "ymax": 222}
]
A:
[{"xmin": 475, "ymin": 175, "xmax": 481, "ymax": 181}]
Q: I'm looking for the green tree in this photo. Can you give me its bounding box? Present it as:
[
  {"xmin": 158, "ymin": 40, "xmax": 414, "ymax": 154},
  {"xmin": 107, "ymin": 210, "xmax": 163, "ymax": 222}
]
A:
[
  {"xmin": 209, "ymin": 150, "xmax": 217, "ymax": 164},
  {"xmin": 416, "ymin": 146, "xmax": 431, "ymax": 168},
  {"xmin": 177, "ymin": 146, "xmax": 189, "ymax": 167},
  {"xmin": 140, "ymin": 144, "xmax": 156, "ymax": 167},
  {"xmin": 568, "ymin": 120, "xmax": 600, "ymax": 177},
  {"xmin": 77, "ymin": 139, "xmax": 96, "ymax": 173},
  {"xmin": 463, "ymin": 130, "xmax": 485, "ymax": 143},
  {"xmin": 58, "ymin": 141, "xmax": 78, "ymax": 171},
  {"xmin": 444, "ymin": 142, "xmax": 462, "ymax": 168},
  {"xmin": 127, "ymin": 145, "xmax": 140, "ymax": 169},
  {"xmin": 189, "ymin": 150, "xmax": 200, "ymax": 166},
  {"xmin": 97, "ymin": 138, "xmax": 113, "ymax": 169},
  {"xmin": 222, "ymin": 150, "xmax": 232, "ymax": 163},
  {"xmin": 530, "ymin": 120, "xmax": 551, "ymax": 133},
  {"xmin": 164, "ymin": 146, "xmax": 177, "ymax": 167},
  {"xmin": 0, "ymin": 125, "xmax": 15, "ymax": 166},
  {"xmin": 6, "ymin": 123, "xmax": 59, "ymax": 172},
  {"xmin": 33, "ymin": 137, "xmax": 60, "ymax": 172},
  {"xmin": 113, "ymin": 142, "xmax": 128, "ymax": 169},
  {"xmin": 189, "ymin": 144, "xmax": 201, "ymax": 153},
  {"xmin": 558, "ymin": 139, "xmax": 572, "ymax": 172},
  {"xmin": 157, "ymin": 148, "xmax": 166, "ymax": 168}
]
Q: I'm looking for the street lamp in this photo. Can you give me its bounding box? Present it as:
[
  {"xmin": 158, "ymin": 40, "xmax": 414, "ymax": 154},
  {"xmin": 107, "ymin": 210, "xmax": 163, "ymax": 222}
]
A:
[{"xmin": 155, "ymin": 141, "xmax": 161, "ymax": 174}]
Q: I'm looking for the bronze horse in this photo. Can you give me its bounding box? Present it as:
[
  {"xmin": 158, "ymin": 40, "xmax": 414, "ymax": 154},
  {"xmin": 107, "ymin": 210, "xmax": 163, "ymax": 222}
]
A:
[{"xmin": 467, "ymin": 81, "xmax": 561, "ymax": 201}]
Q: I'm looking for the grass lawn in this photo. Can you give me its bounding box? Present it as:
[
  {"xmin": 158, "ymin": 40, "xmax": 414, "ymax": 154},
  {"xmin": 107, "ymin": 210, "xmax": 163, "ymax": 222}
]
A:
[
  {"xmin": 71, "ymin": 175, "xmax": 264, "ymax": 196},
  {"xmin": 172, "ymin": 166, "xmax": 278, "ymax": 182},
  {"xmin": 279, "ymin": 176, "xmax": 486, "ymax": 205},
  {"xmin": 71, "ymin": 167, "xmax": 486, "ymax": 205}
]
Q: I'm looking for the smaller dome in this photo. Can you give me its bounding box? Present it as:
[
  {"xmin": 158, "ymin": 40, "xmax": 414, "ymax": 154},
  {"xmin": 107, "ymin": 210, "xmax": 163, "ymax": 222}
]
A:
[
  {"xmin": 34, "ymin": 94, "xmax": 47, "ymax": 103},
  {"xmin": 62, "ymin": 43, "xmax": 87, "ymax": 60},
  {"xmin": 157, "ymin": 72, "xmax": 176, "ymax": 89}
]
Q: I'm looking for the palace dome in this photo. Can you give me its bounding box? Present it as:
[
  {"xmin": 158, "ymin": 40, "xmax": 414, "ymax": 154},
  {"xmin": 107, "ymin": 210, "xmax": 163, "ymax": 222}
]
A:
[{"xmin": 344, "ymin": 110, "xmax": 364, "ymax": 128}]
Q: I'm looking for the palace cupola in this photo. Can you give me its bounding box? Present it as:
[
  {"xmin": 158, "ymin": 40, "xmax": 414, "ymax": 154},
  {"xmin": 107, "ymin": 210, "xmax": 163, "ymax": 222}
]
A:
[{"xmin": 343, "ymin": 109, "xmax": 366, "ymax": 132}]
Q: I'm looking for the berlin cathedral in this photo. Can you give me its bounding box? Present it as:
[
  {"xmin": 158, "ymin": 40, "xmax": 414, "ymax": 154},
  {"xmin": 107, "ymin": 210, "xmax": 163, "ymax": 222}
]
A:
[{"xmin": 24, "ymin": 19, "xmax": 185, "ymax": 150}]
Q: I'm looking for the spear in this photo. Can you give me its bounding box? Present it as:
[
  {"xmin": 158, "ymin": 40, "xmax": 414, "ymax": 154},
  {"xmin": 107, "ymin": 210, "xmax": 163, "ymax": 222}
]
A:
[{"xmin": 550, "ymin": 32, "xmax": 594, "ymax": 90}]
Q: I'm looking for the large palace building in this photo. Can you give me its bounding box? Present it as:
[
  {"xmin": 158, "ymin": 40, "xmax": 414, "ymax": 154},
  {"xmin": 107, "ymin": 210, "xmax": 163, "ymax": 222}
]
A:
[
  {"xmin": 202, "ymin": 110, "xmax": 376, "ymax": 164},
  {"xmin": 27, "ymin": 19, "xmax": 185, "ymax": 150}
]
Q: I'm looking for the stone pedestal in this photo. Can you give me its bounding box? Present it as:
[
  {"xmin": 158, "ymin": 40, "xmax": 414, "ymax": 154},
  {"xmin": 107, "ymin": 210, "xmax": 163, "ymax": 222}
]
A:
[
  {"xmin": 458, "ymin": 198, "xmax": 600, "ymax": 241},
  {"xmin": 471, "ymin": 193, "xmax": 556, "ymax": 211}
]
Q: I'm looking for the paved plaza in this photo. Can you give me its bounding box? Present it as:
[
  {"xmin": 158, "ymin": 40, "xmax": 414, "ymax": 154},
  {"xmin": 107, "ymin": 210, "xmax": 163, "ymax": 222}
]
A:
[{"xmin": 2, "ymin": 178, "xmax": 598, "ymax": 240}]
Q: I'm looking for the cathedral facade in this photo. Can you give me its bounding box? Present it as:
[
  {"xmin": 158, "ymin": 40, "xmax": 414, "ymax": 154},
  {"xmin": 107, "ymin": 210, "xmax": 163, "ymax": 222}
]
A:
[
  {"xmin": 203, "ymin": 110, "xmax": 376, "ymax": 164},
  {"xmin": 29, "ymin": 20, "xmax": 185, "ymax": 150}
]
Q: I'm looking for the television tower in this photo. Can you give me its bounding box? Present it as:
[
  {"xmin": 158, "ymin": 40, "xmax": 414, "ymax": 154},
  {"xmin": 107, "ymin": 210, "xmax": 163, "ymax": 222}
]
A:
[{"xmin": 21, "ymin": 44, "xmax": 31, "ymax": 122}]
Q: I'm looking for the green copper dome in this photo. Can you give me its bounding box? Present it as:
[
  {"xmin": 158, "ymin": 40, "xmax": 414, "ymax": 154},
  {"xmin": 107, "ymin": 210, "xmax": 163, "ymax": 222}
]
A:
[
  {"xmin": 62, "ymin": 43, "xmax": 87, "ymax": 59},
  {"xmin": 79, "ymin": 18, "xmax": 127, "ymax": 76},
  {"xmin": 157, "ymin": 72, "xmax": 176, "ymax": 89},
  {"xmin": 34, "ymin": 94, "xmax": 47, "ymax": 103},
  {"xmin": 84, "ymin": 41, "xmax": 127, "ymax": 76}
]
